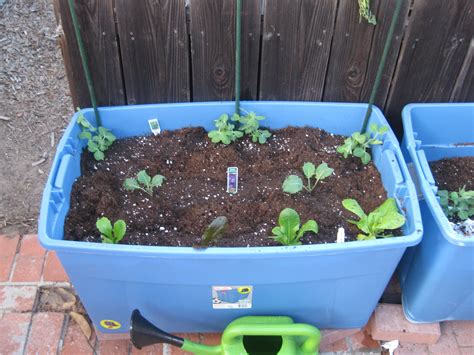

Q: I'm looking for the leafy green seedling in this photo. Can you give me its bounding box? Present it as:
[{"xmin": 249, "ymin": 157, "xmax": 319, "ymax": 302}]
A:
[
  {"xmin": 96, "ymin": 217, "xmax": 126, "ymax": 244},
  {"xmin": 358, "ymin": 0, "xmax": 377, "ymax": 25},
  {"xmin": 337, "ymin": 124, "xmax": 388, "ymax": 165},
  {"xmin": 77, "ymin": 108, "xmax": 116, "ymax": 161},
  {"xmin": 342, "ymin": 198, "xmax": 405, "ymax": 241},
  {"xmin": 438, "ymin": 186, "xmax": 474, "ymax": 220},
  {"xmin": 283, "ymin": 162, "xmax": 334, "ymax": 194},
  {"xmin": 234, "ymin": 111, "xmax": 272, "ymax": 144},
  {"xmin": 208, "ymin": 114, "xmax": 244, "ymax": 144},
  {"xmin": 270, "ymin": 208, "xmax": 318, "ymax": 246},
  {"xmin": 123, "ymin": 170, "xmax": 165, "ymax": 196},
  {"xmin": 196, "ymin": 216, "xmax": 229, "ymax": 248}
]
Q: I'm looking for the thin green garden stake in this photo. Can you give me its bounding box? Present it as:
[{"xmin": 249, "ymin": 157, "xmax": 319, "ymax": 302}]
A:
[
  {"xmin": 234, "ymin": 0, "xmax": 242, "ymax": 115},
  {"xmin": 67, "ymin": 0, "xmax": 102, "ymax": 127},
  {"xmin": 360, "ymin": 0, "xmax": 403, "ymax": 133}
]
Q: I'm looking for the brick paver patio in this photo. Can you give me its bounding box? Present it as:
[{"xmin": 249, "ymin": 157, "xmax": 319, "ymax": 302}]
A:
[{"xmin": 1, "ymin": 234, "xmax": 473, "ymax": 354}]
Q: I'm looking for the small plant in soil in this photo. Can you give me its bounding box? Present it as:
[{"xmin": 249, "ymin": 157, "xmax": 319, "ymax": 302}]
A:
[
  {"xmin": 283, "ymin": 162, "xmax": 334, "ymax": 194},
  {"xmin": 337, "ymin": 124, "xmax": 387, "ymax": 165},
  {"xmin": 96, "ymin": 217, "xmax": 126, "ymax": 244},
  {"xmin": 196, "ymin": 216, "xmax": 229, "ymax": 248},
  {"xmin": 342, "ymin": 198, "xmax": 405, "ymax": 241},
  {"xmin": 208, "ymin": 111, "xmax": 271, "ymax": 144},
  {"xmin": 270, "ymin": 208, "xmax": 318, "ymax": 246},
  {"xmin": 76, "ymin": 108, "xmax": 116, "ymax": 161},
  {"xmin": 208, "ymin": 114, "xmax": 244, "ymax": 144},
  {"xmin": 123, "ymin": 170, "xmax": 165, "ymax": 196},
  {"xmin": 438, "ymin": 186, "xmax": 474, "ymax": 221}
]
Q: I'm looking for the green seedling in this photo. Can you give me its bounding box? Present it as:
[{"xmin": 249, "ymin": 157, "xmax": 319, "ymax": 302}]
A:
[
  {"xmin": 337, "ymin": 124, "xmax": 388, "ymax": 165},
  {"xmin": 123, "ymin": 170, "xmax": 165, "ymax": 196},
  {"xmin": 196, "ymin": 216, "xmax": 229, "ymax": 248},
  {"xmin": 358, "ymin": 0, "xmax": 377, "ymax": 25},
  {"xmin": 208, "ymin": 114, "xmax": 244, "ymax": 144},
  {"xmin": 77, "ymin": 108, "xmax": 116, "ymax": 161},
  {"xmin": 283, "ymin": 162, "xmax": 334, "ymax": 194},
  {"xmin": 342, "ymin": 198, "xmax": 405, "ymax": 241},
  {"xmin": 234, "ymin": 111, "xmax": 272, "ymax": 144},
  {"xmin": 96, "ymin": 217, "xmax": 126, "ymax": 244},
  {"xmin": 438, "ymin": 186, "xmax": 474, "ymax": 221},
  {"xmin": 270, "ymin": 208, "xmax": 318, "ymax": 246}
]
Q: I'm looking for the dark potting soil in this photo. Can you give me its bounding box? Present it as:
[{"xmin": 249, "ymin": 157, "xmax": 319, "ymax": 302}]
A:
[
  {"xmin": 64, "ymin": 127, "xmax": 390, "ymax": 247},
  {"xmin": 430, "ymin": 157, "xmax": 474, "ymax": 192}
]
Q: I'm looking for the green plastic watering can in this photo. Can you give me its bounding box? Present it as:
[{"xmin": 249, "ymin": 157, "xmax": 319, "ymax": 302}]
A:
[{"xmin": 130, "ymin": 310, "xmax": 321, "ymax": 354}]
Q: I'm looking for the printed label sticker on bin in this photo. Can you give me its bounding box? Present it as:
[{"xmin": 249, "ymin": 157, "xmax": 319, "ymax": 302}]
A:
[{"xmin": 212, "ymin": 286, "xmax": 252, "ymax": 309}]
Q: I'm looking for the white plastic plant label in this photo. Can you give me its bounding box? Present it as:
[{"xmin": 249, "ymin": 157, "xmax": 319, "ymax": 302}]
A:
[
  {"xmin": 148, "ymin": 118, "xmax": 161, "ymax": 135},
  {"xmin": 212, "ymin": 286, "xmax": 252, "ymax": 309}
]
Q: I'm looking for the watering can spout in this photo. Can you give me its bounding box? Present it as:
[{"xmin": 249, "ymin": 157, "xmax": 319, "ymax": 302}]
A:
[{"xmin": 130, "ymin": 309, "xmax": 184, "ymax": 350}]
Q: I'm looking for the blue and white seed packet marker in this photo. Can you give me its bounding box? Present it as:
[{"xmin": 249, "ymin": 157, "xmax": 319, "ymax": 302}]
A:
[
  {"xmin": 148, "ymin": 118, "xmax": 161, "ymax": 135},
  {"xmin": 227, "ymin": 167, "xmax": 238, "ymax": 194}
]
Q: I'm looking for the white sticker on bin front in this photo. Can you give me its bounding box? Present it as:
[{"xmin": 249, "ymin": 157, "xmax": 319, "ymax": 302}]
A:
[{"xmin": 212, "ymin": 286, "xmax": 253, "ymax": 309}]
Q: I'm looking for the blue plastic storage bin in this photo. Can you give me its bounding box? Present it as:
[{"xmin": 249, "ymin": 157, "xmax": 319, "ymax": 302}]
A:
[
  {"xmin": 399, "ymin": 103, "xmax": 474, "ymax": 323},
  {"xmin": 39, "ymin": 102, "xmax": 422, "ymax": 333}
]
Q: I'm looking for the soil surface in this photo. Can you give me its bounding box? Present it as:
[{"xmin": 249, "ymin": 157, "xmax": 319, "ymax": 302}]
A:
[
  {"xmin": 65, "ymin": 127, "xmax": 390, "ymax": 247},
  {"xmin": 430, "ymin": 157, "xmax": 474, "ymax": 192},
  {"xmin": 0, "ymin": 0, "xmax": 71, "ymax": 234}
]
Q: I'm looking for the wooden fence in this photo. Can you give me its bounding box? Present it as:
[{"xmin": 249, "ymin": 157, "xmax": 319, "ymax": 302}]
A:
[{"xmin": 54, "ymin": 0, "xmax": 473, "ymax": 135}]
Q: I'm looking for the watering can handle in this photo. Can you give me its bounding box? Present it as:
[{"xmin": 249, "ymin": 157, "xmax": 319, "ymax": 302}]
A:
[{"xmin": 222, "ymin": 323, "xmax": 321, "ymax": 354}]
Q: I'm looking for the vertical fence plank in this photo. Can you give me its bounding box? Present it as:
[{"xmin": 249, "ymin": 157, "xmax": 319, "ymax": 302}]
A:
[
  {"xmin": 323, "ymin": 0, "xmax": 380, "ymax": 102},
  {"xmin": 54, "ymin": 0, "xmax": 125, "ymax": 108},
  {"xmin": 359, "ymin": 0, "xmax": 411, "ymax": 108},
  {"xmin": 115, "ymin": 0, "xmax": 189, "ymax": 104},
  {"xmin": 259, "ymin": 0, "xmax": 337, "ymax": 101},
  {"xmin": 450, "ymin": 39, "xmax": 474, "ymax": 102},
  {"xmin": 386, "ymin": 0, "xmax": 473, "ymax": 134},
  {"xmin": 189, "ymin": 0, "xmax": 261, "ymax": 102}
]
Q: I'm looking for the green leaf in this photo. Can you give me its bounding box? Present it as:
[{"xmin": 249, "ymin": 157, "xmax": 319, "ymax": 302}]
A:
[
  {"xmin": 93, "ymin": 150, "xmax": 105, "ymax": 161},
  {"xmin": 123, "ymin": 178, "xmax": 140, "ymax": 191},
  {"xmin": 87, "ymin": 140, "xmax": 98, "ymax": 152},
  {"xmin": 257, "ymin": 130, "xmax": 271, "ymax": 144},
  {"xmin": 278, "ymin": 208, "xmax": 300, "ymax": 242},
  {"xmin": 96, "ymin": 217, "xmax": 113, "ymax": 239},
  {"xmin": 79, "ymin": 131, "xmax": 92, "ymax": 140},
  {"xmin": 297, "ymin": 220, "xmax": 318, "ymax": 240},
  {"xmin": 137, "ymin": 170, "xmax": 151, "ymax": 186},
  {"xmin": 101, "ymin": 236, "xmax": 114, "ymax": 244},
  {"xmin": 315, "ymin": 162, "xmax": 334, "ymax": 181},
  {"xmin": 282, "ymin": 175, "xmax": 303, "ymax": 194},
  {"xmin": 353, "ymin": 147, "xmax": 365, "ymax": 158},
  {"xmin": 361, "ymin": 152, "xmax": 371, "ymax": 165},
  {"xmin": 200, "ymin": 216, "xmax": 228, "ymax": 247},
  {"xmin": 303, "ymin": 162, "xmax": 316, "ymax": 179},
  {"xmin": 151, "ymin": 174, "xmax": 165, "ymax": 187},
  {"xmin": 342, "ymin": 199, "xmax": 367, "ymax": 220},
  {"xmin": 369, "ymin": 123, "xmax": 378, "ymax": 132},
  {"xmin": 353, "ymin": 132, "xmax": 366, "ymax": 144},
  {"xmin": 113, "ymin": 220, "xmax": 127, "ymax": 241}
]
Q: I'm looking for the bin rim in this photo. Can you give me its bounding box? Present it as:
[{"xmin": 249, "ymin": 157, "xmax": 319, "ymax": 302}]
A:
[
  {"xmin": 402, "ymin": 102, "xmax": 474, "ymax": 247},
  {"xmin": 38, "ymin": 101, "xmax": 423, "ymax": 256}
]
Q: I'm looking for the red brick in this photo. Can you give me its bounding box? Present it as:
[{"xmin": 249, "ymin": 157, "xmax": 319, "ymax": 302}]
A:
[
  {"xmin": 61, "ymin": 319, "xmax": 95, "ymax": 355},
  {"xmin": 320, "ymin": 338, "xmax": 349, "ymax": 352},
  {"xmin": 459, "ymin": 347, "xmax": 474, "ymax": 355},
  {"xmin": 349, "ymin": 328, "xmax": 380, "ymax": 351},
  {"xmin": 96, "ymin": 339, "xmax": 129, "ymax": 354},
  {"xmin": 19, "ymin": 234, "xmax": 46, "ymax": 257},
  {"xmin": 200, "ymin": 333, "xmax": 221, "ymax": 346},
  {"xmin": 0, "ymin": 256, "xmax": 15, "ymax": 281},
  {"xmin": 429, "ymin": 323, "xmax": 461, "ymax": 355},
  {"xmin": 451, "ymin": 321, "xmax": 474, "ymax": 347},
  {"xmin": 395, "ymin": 342, "xmax": 430, "ymax": 355},
  {"xmin": 319, "ymin": 328, "xmax": 360, "ymax": 349},
  {"xmin": 0, "ymin": 234, "xmax": 20, "ymax": 256},
  {"xmin": 25, "ymin": 312, "xmax": 65, "ymax": 354},
  {"xmin": 0, "ymin": 286, "xmax": 37, "ymax": 312},
  {"xmin": 0, "ymin": 312, "xmax": 31, "ymax": 354},
  {"xmin": 11, "ymin": 255, "xmax": 45, "ymax": 282},
  {"xmin": 130, "ymin": 343, "xmax": 163, "ymax": 354},
  {"xmin": 43, "ymin": 252, "xmax": 69, "ymax": 282},
  {"xmin": 370, "ymin": 303, "xmax": 441, "ymax": 344}
]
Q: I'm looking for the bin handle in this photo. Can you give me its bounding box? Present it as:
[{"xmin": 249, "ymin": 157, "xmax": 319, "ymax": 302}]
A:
[{"xmin": 222, "ymin": 323, "xmax": 321, "ymax": 354}]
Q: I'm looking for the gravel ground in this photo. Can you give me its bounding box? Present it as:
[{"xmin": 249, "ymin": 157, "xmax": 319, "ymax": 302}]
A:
[{"xmin": 0, "ymin": 0, "xmax": 72, "ymax": 234}]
